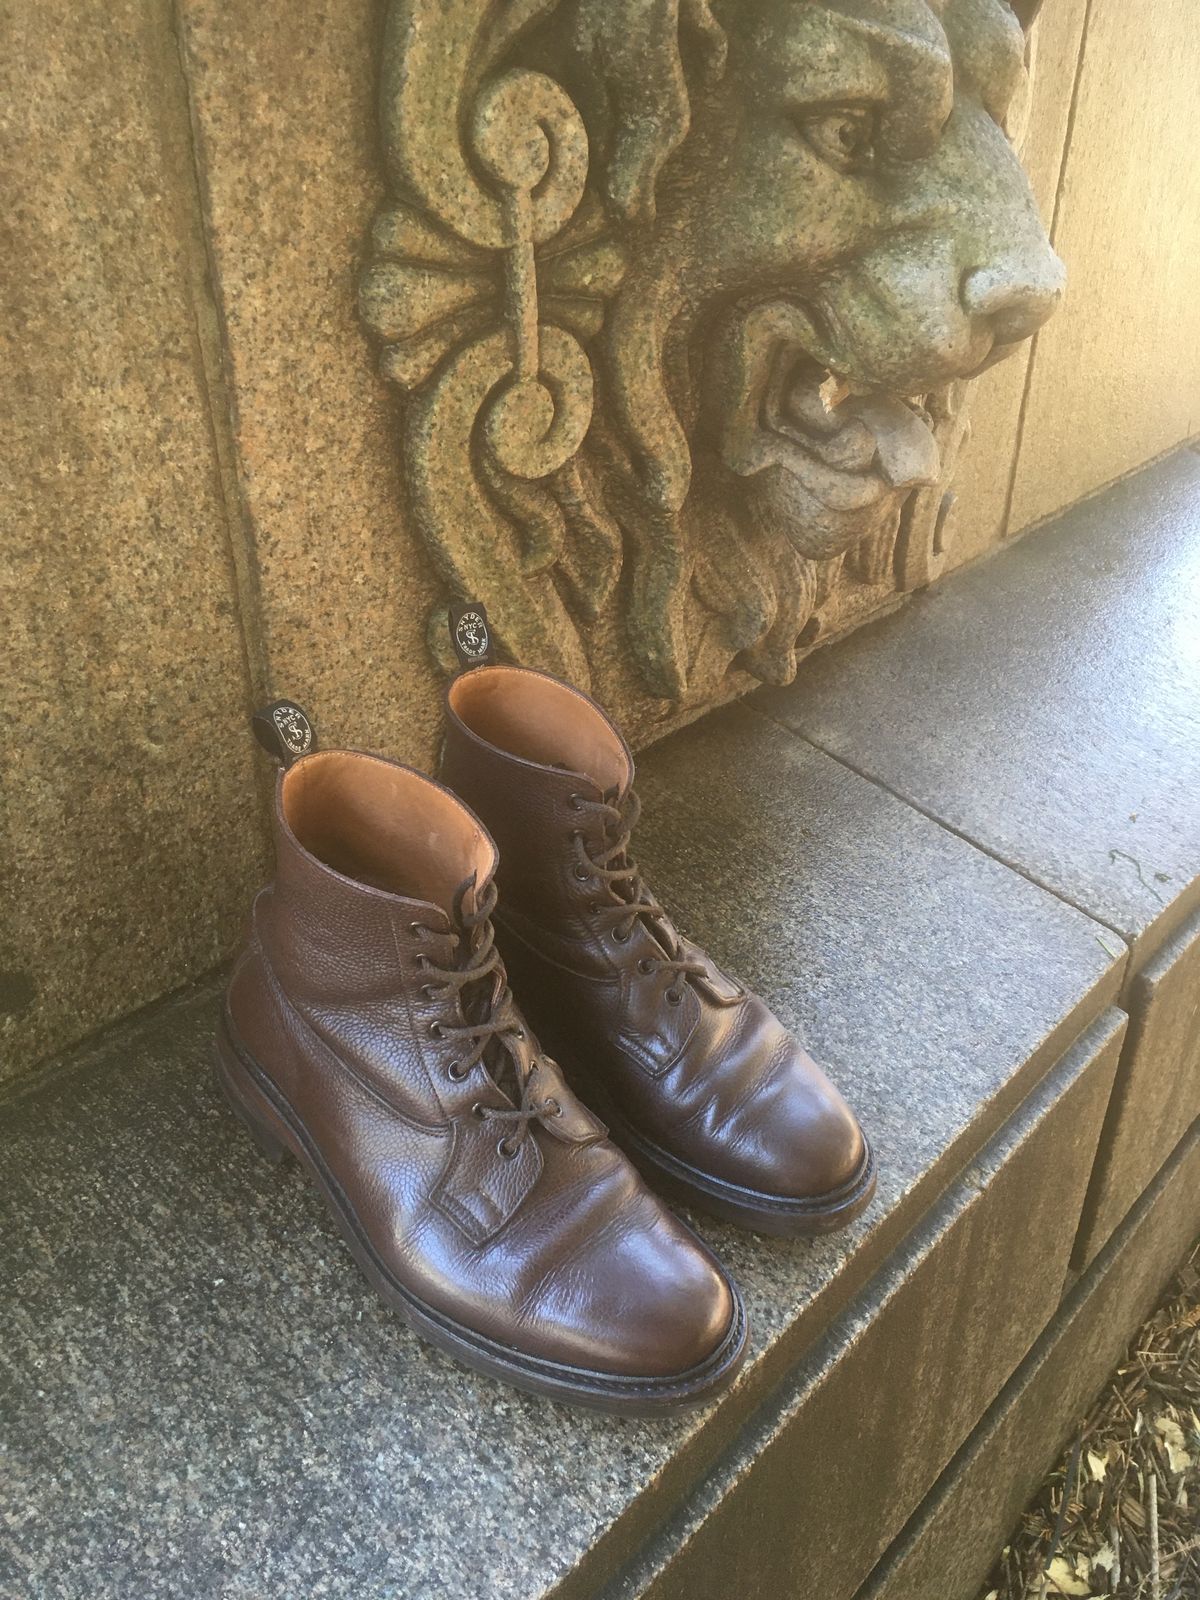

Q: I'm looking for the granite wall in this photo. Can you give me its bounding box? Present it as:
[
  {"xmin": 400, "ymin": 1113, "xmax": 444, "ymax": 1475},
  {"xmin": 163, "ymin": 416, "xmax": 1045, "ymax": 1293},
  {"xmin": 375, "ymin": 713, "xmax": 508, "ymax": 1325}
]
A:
[{"xmin": 4, "ymin": 0, "xmax": 1199, "ymax": 1083}]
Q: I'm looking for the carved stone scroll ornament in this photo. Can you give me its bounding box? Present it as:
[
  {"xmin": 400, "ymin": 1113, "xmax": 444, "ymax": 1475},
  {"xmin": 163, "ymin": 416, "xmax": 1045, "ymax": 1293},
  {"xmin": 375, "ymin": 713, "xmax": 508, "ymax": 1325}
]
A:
[{"xmin": 361, "ymin": 0, "xmax": 1063, "ymax": 701}]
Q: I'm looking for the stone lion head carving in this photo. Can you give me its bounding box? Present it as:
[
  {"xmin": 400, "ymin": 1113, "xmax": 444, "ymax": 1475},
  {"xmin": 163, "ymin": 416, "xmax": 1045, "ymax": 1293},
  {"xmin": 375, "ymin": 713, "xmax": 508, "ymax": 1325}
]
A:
[{"xmin": 361, "ymin": 0, "xmax": 1062, "ymax": 701}]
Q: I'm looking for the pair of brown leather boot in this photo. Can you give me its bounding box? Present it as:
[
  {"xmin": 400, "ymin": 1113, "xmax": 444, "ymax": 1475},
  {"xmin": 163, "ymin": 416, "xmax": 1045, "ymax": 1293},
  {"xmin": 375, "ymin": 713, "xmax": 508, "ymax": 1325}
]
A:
[{"xmin": 219, "ymin": 664, "xmax": 875, "ymax": 1414}]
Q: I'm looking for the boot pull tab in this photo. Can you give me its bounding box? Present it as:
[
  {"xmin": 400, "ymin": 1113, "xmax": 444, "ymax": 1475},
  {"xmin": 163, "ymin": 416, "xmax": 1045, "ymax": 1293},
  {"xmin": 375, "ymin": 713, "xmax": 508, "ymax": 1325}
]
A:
[
  {"xmin": 448, "ymin": 599, "xmax": 496, "ymax": 672},
  {"xmin": 251, "ymin": 700, "xmax": 316, "ymax": 768}
]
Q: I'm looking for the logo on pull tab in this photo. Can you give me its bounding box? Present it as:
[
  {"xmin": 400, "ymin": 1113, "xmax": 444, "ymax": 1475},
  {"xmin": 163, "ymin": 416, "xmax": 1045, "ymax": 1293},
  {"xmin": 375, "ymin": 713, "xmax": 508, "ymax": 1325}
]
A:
[
  {"xmin": 449, "ymin": 600, "xmax": 495, "ymax": 671},
  {"xmin": 251, "ymin": 699, "xmax": 316, "ymax": 768},
  {"xmin": 272, "ymin": 703, "xmax": 313, "ymax": 757}
]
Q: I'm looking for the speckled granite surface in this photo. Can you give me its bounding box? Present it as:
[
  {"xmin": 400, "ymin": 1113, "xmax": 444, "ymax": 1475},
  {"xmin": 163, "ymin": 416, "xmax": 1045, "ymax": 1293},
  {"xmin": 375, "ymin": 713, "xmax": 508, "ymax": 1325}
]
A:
[
  {"xmin": 1, "ymin": 0, "xmax": 268, "ymax": 1082},
  {"xmin": 756, "ymin": 450, "xmax": 1200, "ymax": 1273},
  {"xmin": 0, "ymin": 715, "xmax": 1121, "ymax": 1600},
  {"xmin": 758, "ymin": 449, "xmax": 1200, "ymax": 967}
]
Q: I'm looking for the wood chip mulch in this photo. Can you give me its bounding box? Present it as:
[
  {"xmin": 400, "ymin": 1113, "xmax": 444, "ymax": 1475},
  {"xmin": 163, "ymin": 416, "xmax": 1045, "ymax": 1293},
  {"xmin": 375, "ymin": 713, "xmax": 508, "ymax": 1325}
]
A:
[{"xmin": 983, "ymin": 1239, "xmax": 1200, "ymax": 1600}]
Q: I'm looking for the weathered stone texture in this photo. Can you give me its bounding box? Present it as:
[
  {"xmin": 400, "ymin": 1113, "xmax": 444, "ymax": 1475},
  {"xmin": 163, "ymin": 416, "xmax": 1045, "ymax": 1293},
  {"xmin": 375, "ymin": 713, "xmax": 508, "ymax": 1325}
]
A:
[
  {"xmin": 174, "ymin": 0, "xmax": 1067, "ymax": 763},
  {"xmin": 0, "ymin": 0, "xmax": 267, "ymax": 1080},
  {"xmin": 859, "ymin": 1117, "xmax": 1200, "ymax": 1600},
  {"xmin": 173, "ymin": 0, "xmax": 450, "ymax": 765},
  {"xmin": 1009, "ymin": 0, "xmax": 1200, "ymax": 529}
]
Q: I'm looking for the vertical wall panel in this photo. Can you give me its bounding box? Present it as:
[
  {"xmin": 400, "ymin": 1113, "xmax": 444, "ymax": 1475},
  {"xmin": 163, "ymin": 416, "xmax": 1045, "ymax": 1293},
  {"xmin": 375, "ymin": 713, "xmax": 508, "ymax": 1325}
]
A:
[
  {"xmin": 1010, "ymin": 0, "xmax": 1200, "ymax": 530},
  {"xmin": 0, "ymin": 0, "xmax": 268, "ymax": 1081}
]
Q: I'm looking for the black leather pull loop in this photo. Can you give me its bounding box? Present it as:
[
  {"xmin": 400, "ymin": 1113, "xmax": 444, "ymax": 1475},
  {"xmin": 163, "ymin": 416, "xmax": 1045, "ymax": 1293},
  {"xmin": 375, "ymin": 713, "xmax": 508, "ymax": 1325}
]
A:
[{"xmin": 252, "ymin": 700, "xmax": 316, "ymax": 768}]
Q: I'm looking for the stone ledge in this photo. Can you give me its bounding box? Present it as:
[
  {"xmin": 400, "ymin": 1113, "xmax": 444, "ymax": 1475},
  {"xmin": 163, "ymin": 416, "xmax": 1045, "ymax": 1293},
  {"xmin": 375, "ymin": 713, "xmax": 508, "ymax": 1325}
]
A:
[
  {"xmin": 858, "ymin": 1114, "xmax": 1200, "ymax": 1600},
  {"xmin": 599, "ymin": 1012, "xmax": 1123, "ymax": 1600},
  {"xmin": 0, "ymin": 701, "xmax": 1123, "ymax": 1600},
  {"xmin": 757, "ymin": 449, "xmax": 1200, "ymax": 1268}
]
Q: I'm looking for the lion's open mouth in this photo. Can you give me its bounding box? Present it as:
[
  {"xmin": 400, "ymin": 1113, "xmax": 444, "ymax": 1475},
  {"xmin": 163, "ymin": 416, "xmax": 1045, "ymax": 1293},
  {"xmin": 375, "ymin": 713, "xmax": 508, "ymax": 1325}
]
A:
[
  {"xmin": 714, "ymin": 301, "xmax": 941, "ymax": 515},
  {"xmin": 763, "ymin": 352, "xmax": 941, "ymax": 503}
]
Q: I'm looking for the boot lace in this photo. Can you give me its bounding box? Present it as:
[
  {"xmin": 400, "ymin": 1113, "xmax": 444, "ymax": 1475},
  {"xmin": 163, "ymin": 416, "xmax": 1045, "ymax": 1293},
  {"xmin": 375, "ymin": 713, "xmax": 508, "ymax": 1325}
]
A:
[
  {"xmin": 569, "ymin": 788, "xmax": 707, "ymax": 1002},
  {"xmin": 416, "ymin": 877, "xmax": 560, "ymax": 1153}
]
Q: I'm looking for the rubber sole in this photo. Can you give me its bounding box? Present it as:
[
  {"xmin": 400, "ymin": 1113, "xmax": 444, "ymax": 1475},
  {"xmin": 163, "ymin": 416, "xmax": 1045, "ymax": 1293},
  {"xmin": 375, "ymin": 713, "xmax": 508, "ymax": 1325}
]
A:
[
  {"xmin": 583, "ymin": 1081, "xmax": 878, "ymax": 1239},
  {"xmin": 213, "ymin": 1017, "xmax": 749, "ymax": 1415}
]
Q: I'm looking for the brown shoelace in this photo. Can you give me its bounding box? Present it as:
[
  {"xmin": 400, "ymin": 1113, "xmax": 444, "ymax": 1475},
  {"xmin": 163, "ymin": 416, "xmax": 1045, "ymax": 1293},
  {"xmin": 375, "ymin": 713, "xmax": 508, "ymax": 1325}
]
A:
[
  {"xmin": 416, "ymin": 876, "xmax": 560, "ymax": 1154},
  {"xmin": 569, "ymin": 788, "xmax": 707, "ymax": 1004}
]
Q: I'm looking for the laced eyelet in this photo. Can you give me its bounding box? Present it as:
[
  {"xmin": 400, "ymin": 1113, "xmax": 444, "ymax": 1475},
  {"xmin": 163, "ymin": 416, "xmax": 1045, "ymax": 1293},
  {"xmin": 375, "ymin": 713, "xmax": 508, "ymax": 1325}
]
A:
[
  {"xmin": 410, "ymin": 922, "xmax": 427, "ymax": 938},
  {"xmin": 666, "ymin": 988, "xmax": 683, "ymax": 1006},
  {"xmin": 428, "ymin": 1020, "xmax": 445, "ymax": 1038},
  {"xmin": 573, "ymin": 864, "xmax": 591, "ymax": 882},
  {"xmin": 514, "ymin": 1026, "xmax": 526, "ymax": 1039},
  {"xmin": 447, "ymin": 1061, "xmax": 467, "ymax": 1081},
  {"xmin": 471, "ymin": 1102, "xmax": 486, "ymax": 1119},
  {"xmin": 569, "ymin": 794, "xmax": 583, "ymax": 811},
  {"xmin": 637, "ymin": 957, "xmax": 656, "ymax": 975},
  {"xmin": 415, "ymin": 954, "xmax": 430, "ymax": 970},
  {"xmin": 545, "ymin": 1098, "xmax": 562, "ymax": 1117},
  {"xmin": 420, "ymin": 983, "xmax": 439, "ymax": 1000},
  {"xmin": 611, "ymin": 926, "xmax": 631, "ymax": 944},
  {"xmin": 497, "ymin": 1136, "xmax": 518, "ymax": 1160}
]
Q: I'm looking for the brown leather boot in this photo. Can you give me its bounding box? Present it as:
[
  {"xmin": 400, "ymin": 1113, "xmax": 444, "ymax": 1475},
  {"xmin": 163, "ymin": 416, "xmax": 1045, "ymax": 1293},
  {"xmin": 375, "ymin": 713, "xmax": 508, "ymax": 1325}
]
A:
[
  {"xmin": 441, "ymin": 667, "xmax": 876, "ymax": 1237},
  {"xmin": 218, "ymin": 743, "xmax": 746, "ymax": 1412}
]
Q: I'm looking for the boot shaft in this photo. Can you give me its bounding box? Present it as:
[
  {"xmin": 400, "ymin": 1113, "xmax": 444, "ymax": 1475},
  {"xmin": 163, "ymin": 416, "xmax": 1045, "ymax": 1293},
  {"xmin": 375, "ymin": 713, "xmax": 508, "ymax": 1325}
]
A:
[
  {"xmin": 262, "ymin": 749, "xmax": 496, "ymax": 1005},
  {"xmin": 441, "ymin": 665, "xmax": 634, "ymax": 916}
]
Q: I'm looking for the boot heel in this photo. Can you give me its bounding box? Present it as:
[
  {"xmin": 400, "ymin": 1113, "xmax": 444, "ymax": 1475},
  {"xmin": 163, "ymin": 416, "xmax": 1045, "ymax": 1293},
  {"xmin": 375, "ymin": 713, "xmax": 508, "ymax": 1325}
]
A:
[{"xmin": 213, "ymin": 1031, "xmax": 290, "ymax": 1166}]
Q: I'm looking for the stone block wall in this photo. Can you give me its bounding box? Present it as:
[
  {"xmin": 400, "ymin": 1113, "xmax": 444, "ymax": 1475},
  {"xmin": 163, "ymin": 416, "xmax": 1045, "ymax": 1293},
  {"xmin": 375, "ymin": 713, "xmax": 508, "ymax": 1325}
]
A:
[{"xmin": 4, "ymin": 0, "xmax": 1199, "ymax": 1083}]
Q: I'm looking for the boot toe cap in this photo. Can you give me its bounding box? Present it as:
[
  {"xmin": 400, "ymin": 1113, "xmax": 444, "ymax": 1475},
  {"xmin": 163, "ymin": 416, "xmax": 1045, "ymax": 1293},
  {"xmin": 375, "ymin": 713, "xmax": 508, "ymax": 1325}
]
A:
[{"xmin": 533, "ymin": 1191, "xmax": 739, "ymax": 1381}]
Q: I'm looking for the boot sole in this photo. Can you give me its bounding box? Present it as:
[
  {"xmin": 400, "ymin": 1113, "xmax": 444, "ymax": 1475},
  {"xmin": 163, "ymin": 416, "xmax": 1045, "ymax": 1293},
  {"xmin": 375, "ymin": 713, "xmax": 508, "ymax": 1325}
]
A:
[
  {"xmin": 212, "ymin": 1016, "xmax": 749, "ymax": 1416},
  {"xmin": 588, "ymin": 1087, "xmax": 878, "ymax": 1239}
]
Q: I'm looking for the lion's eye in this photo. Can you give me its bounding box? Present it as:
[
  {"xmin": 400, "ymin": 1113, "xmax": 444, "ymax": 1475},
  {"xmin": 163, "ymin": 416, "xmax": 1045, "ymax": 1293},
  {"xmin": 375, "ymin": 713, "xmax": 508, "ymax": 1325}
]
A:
[{"xmin": 798, "ymin": 108, "xmax": 877, "ymax": 173}]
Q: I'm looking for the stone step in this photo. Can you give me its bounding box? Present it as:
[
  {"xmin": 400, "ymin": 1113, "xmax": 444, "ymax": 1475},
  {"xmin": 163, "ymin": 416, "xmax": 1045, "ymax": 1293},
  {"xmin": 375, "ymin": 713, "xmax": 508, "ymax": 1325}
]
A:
[
  {"xmin": 1, "ymin": 698, "xmax": 1122, "ymax": 1597},
  {"xmin": 598, "ymin": 1012, "xmax": 1124, "ymax": 1600},
  {"xmin": 858, "ymin": 1114, "xmax": 1200, "ymax": 1600},
  {"xmin": 758, "ymin": 446, "xmax": 1200, "ymax": 1270}
]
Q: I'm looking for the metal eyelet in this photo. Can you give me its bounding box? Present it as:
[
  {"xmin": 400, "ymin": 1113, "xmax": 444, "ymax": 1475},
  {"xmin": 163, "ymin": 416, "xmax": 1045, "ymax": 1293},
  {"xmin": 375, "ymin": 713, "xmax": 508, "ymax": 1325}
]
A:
[
  {"xmin": 573, "ymin": 864, "xmax": 591, "ymax": 882},
  {"xmin": 611, "ymin": 926, "xmax": 631, "ymax": 944},
  {"xmin": 420, "ymin": 983, "xmax": 439, "ymax": 1000},
  {"xmin": 637, "ymin": 958, "xmax": 656, "ymax": 975},
  {"xmin": 410, "ymin": 922, "xmax": 427, "ymax": 938},
  {"xmin": 447, "ymin": 1061, "xmax": 467, "ymax": 1081},
  {"xmin": 497, "ymin": 1137, "xmax": 518, "ymax": 1160},
  {"xmin": 666, "ymin": 988, "xmax": 683, "ymax": 1006},
  {"xmin": 514, "ymin": 1026, "xmax": 526, "ymax": 1039},
  {"xmin": 471, "ymin": 1102, "xmax": 486, "ymax": 1119},
  {"xmin": 428, "ymin": 1020, "xmax": 445, "ymax": 1038},
  {"xmin": 545, "ymin": 1098, "xmax": 562, "ymax": 1117},
  {"xmin": 569, "ymin": 794, "xmax": 583, "ymax": 811}
]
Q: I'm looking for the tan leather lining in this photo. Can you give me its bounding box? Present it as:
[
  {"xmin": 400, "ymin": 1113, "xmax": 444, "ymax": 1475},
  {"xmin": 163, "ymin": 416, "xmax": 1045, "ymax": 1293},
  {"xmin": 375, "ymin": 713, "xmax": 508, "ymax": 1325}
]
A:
[
  {"xmin": 282, "ymin": 753, "xmax": 494, "ymax": 910},
  {"xmin": 449, "ymin": 667, "xmax": 630, "ymax": 792}
]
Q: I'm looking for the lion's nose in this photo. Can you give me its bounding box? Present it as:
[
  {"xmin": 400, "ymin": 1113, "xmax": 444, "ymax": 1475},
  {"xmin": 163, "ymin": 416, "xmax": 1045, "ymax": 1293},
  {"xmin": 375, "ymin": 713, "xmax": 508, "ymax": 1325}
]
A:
[{"xmin": 962, "ymin": 253, "xmax": 1066, "ymax": 344}]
